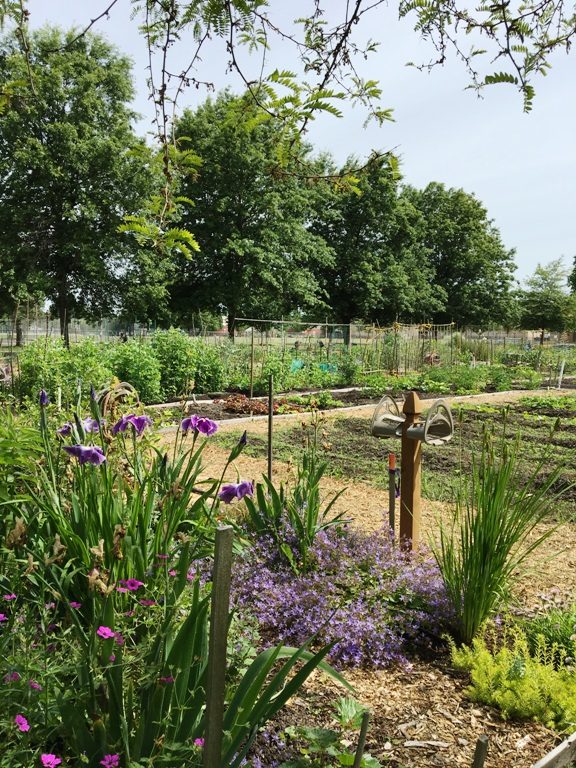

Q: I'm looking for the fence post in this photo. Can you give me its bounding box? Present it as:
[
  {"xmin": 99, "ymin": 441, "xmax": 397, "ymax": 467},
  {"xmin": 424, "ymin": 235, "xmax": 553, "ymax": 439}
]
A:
[
  {"xmin": 400, "ymin": 392, "xmax": 423, "ymax": 549},
  {"xmin": 203, "ymin": 525, "xmax": 234, "ymax": 768},
  {"xmin": 249, "ymin": 327, "xmax": 255, "ymax": 401},
  {"xmin": 471, "ymin": 734, "xmax": 489, "ymax": 768}
]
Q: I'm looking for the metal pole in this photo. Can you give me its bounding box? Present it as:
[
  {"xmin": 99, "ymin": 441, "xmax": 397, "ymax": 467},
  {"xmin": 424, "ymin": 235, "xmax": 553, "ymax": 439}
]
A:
[
  {"xmin": 267, "ymin": 374, "xmax": 273, "ymax": 480},
  {"xmin": 203, "ymin": 525, "xmax": 234, "ymax": 768}
]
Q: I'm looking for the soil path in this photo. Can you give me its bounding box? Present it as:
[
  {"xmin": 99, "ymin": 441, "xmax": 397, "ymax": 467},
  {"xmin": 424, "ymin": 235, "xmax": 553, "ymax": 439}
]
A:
[{"xmin": 162, "ymin": 388, "xmax": 576, "ymax": 767}]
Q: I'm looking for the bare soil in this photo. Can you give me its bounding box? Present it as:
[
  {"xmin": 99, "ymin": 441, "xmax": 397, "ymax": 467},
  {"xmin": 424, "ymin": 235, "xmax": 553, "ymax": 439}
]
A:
[{"xmin": 163, "ymin": 389, "xmax": 576, "ymax": 767}]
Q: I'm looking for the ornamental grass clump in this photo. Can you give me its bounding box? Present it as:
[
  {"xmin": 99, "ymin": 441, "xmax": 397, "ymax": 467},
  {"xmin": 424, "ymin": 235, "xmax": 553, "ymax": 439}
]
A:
[
  {"xmin": 432, "ymin": 426, "xmax": 568, "ymax": 645},
  {"xmin": 232, "ymin": 526, "xmax": 452, "ymax": 668}
]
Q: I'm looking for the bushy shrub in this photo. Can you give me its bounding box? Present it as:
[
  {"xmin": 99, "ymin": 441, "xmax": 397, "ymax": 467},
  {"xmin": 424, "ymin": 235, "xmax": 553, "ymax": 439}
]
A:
[
  {"xmin": 106, "ymin": 339, "xmax": 163, "ymax": 403},
  {"xmin": 151, "ymin": 328, "xmax": 196, "ymax": 400},
  {"xmin": 232, "ymin": 526, "xmax": 452, "ymax": 668},
  {"xmin": 189, "ymin": 339, "xmax": 226, "ymax": 393},
  {"xmin": 65, "ymin": 339, "xmax": 114, "ymax": 396},
  {"xmin": 450, "ymin": 626, "xmax": 576, "ymax": 732},
  {"xmin": 523, "ymin": 603, "xmax": 576, "ymax": 665}
]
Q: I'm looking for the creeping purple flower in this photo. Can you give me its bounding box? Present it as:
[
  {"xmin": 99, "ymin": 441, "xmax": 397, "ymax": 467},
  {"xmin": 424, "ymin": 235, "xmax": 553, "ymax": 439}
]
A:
[
  {"xmin": 218, "ymin": 480, "xmax": 254, "ymax": 504},
  {"xmin": 15, "ymin": 714, "xmax": 30, "ymax": 732},
  {"xmin": 112, "ymin": 414, "xmax": 152, "ymax": 436},
  {"xmin": 100, "ymin": 755, "xmax": 119, "ymax": 768},
  {"xmin": 56, "ymin": 422, "xmax": 72, "ymax": 437},
  {"xmin": 39, "ymin": 389, "xmax": 49, "ymax": 407},
  {"xmin": 63, "ymin": 444, "xmax": 106, "ymax": 466},
  {"xmin": 97, "ymin": 625, "xmax": 115, "ymax": 639}
]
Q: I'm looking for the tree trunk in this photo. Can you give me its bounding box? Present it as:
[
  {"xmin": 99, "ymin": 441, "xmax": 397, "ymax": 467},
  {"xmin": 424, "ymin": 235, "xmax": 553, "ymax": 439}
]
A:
[
  {"xmin": 15, "ymin": 316, "xmax": 24, "ymax": 347},
  {"xmin": 540, "ymin": 328, "xmax": 545, "ymax": 346},
  {"xmin": 227, "ymin": 309, "xmax": 236, "ymax": 342},
  {"xmin": 58, "ymin": 294, "xmax": 70, "ymax": 348}
]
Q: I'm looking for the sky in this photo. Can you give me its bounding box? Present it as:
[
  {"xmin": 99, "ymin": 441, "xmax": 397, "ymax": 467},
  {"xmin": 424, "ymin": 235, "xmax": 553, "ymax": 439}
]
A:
[{"xmin": 25, "ymin": 0, "xmax": 576, "ymax": 286}]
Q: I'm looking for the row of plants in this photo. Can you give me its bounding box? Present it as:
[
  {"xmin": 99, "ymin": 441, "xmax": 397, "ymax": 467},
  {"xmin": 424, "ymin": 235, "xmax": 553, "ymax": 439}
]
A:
[{"xmin": 2, "ymin": 329, "xmax": 563, "ymax": 408}]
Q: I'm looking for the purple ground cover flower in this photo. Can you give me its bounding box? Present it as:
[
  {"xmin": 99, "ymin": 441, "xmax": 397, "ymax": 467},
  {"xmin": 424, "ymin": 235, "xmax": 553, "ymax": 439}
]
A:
[
  {"xmin": 218, "ymin": 480, "xmax": 254, "ymax": 503},
  {"xmin": 15, "ymin": 714, "xmax": 30, "ymax": 732},
  {"xmin": 112, "ymin": 414, "xmax": 152, "ymax": 436},
  {"xmin": 63, "ymin": 444, "xmax": 106, "ymax": 466},
  {"xmin": 100, "ymin": 755, "xmax": 120, "ymax": 768},
  {"xmin": 231, "ymin": 526, "xmax": 452, "ymax": 669}
]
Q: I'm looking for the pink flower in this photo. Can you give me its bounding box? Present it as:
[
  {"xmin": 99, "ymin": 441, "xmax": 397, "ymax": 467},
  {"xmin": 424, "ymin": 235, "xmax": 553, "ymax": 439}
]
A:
[
  {"xmin": 114, "ymin": 632, "xmax": 124, "ymax": 646},
  {"xmin": 108, "ymin": 654, "xmax": 116, "ymax": 663},
  {"xmin": 194, "ymin": 738, "xmax": 205, "ymax": 747},
  {"xmin": 124, "ymin": 578, "xmax": 144, "ymax": 591},
  {"xmin": 139, "ymin": 599, "xmax": 155, "ymax": 606},
  {"xmin": 159, "ymin": 675, "xmax": 174, "ymax": 684},
  {"xmin": 15, "ymin": 714, "xmax": 30, "ymax": 732},
  {"xmin": 29, "ymin": 679, "xmax": 43, "ymax": 691},
  {"xmin": 3, "ymin": 671, "xmax": 20, "ymax": 683},
  {"xmin": 168, "ymin": 569, "xmax": 177, "ymax": 577},
  {"xmin": 69, "ymin": 601, "xmax": 82, "ymax": 609},
  {"xmin": 96, "ymin": 625, "xmax": 115, "ymax": 639},
  {"xmin": 3, "ymin": 593, "xmax": 16, "ymax": 600},
  {"xmin": 0, "ymin": 613, "xmax": 7, "ymax": 622},
  {"xmin": 40, "ymin": 755, "xmax": 62, "ymax": 768},
  {"xmin": 100, "ymin": 755, "xmax": 120, "ymax": 768}
]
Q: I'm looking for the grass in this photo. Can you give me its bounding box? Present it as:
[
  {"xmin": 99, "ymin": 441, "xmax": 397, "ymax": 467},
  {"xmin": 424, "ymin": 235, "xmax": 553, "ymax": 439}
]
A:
[{"xmin": 215, "ymin": 398, "xmax": 576, "ymax": 521}]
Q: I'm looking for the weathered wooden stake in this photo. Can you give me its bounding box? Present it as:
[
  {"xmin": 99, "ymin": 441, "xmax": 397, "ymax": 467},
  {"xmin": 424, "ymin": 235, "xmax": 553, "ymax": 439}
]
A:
[
  {"xmin": 471, "ymin": 734, "xmax": 489, "ymax": 768},
  {"xmin": 203, "ymin": 525, "xmax": 234, "ymax": 768},
  {"xmin": 352, "ymin": 711, "xmax": 370, "ymax": 768},
  {"xmin": 267, "ymin": 373, "xmax": 273, "ymax": 480},
  {"xmin": 388, "ymin": 452, "xmax": 396, "ymax": 535},
  {"xmin": 400, "ymin": 392, "xmax": 423, "ymax": 548},
  {"xmin": 249, "ymin": 327, "xmax": 255, "ymax": 401}
]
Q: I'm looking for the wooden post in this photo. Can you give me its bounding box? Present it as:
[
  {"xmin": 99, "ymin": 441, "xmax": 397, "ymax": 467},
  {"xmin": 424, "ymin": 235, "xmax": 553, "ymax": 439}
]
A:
[
  {"xmin": 400, "ymin": 392, "xmax": 423, "ymax": 549},
  {"xmin": 267, "ymin": 374, "xmax": 273, "ymax": 480},
  {"xmin": 203, "ymin": 525, "xmax": 234, "ymax": 768},
  {"xmin": 471, "ymin": 734, "xmax": 489, "ymax": 768},
  {"xmin": 249, "ymin": 327, "xmax": 255, "ymax": 401},
  {"xmin": 388, "ymin": 452, "xmax": 396, "ymax": 536},
  {"xmin": 352, "ymin": 711, "xmax": 370, "ymax": 768}
]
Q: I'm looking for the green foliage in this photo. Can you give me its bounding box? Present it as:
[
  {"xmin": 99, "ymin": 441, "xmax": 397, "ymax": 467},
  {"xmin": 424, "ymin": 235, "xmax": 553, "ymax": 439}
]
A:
[
  {"xmin": 151, "ymin": 328, "xmax": 196, "ymax": 400},
  {"xmin": 522, "ymin": 604, "xmax": 576, "ymax": 665},
  {"xmin": 0, "ymin": 405, "xmax": 40, "ymax": 505},
  {"xmin": 432, "ymin": 428, "xmax": 567, "ymax": 644},
  {"xmin": 106, "ymin": 339, "xmax": 163, "ymax": 403},
  {"xmin": 190, "ymin": 339, "xmax": 226, "ymax": 393},
  {"xmin": 450, "ymin": 626, "xmax": 576, "ymax": 732},
  {"xmin": 519, "ymin": 259, "xmax": 572, "ymax": 337}
]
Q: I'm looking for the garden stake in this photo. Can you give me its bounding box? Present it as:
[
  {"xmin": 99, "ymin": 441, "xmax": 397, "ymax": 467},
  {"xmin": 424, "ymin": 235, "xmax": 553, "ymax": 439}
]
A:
[
  {"xmin": 400, "ymin": 392, "xmax": 423, "ymax": 548},
  {"xmin": 352, "ymin": 710, "xmax": 370, "ymax": 768},
  {"xmin": 471, "ymin": 734, "xmax": 489, "ymax": 768},
  {"xmin": 267, "ymin": 373, "xmax": 273, "ymax": 480},
  {"xmin": 203, "ymin": 525, "xmax": 234, "ymax": 768},
  {"xmin": 388, "ymin": 452, "xmax": 397, "ymax": 535},
  {"xmin": 249, "ymin": 327, "xmax": 255, "ymax": 402}
]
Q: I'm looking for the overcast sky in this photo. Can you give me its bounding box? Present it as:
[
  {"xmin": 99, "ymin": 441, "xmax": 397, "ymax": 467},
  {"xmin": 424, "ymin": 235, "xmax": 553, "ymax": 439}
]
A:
[{"xmin": 26, "ymin": 0, "xmax": 576, "ymax": 285}]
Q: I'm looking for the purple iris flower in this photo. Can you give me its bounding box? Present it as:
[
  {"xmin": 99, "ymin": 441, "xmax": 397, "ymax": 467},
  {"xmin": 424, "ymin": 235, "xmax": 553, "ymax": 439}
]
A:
[
  {"xmin": 57, "ymin": 422, "xmax": 72, "ymax": 437},
  {"xmin": 218, "ymin": 480, "xmax": 254, "ymax": 503},
  {"xmin": 39, "ymin": 389, "xmax": 49, "ymax": 407},
  {"xmin": 82, "ymin": 417, "xmax": 101, "ymax": 433},
  {"xmin": 181, "ymin": 415, "xmax": 218, "ymax": 436},
  {"xmin": 112, "ymin": 414, "xmax": 152, "ymax": 436},
  {"xmin": 63, "ymin": 445, "xmax": 106, "ymax": 466}
]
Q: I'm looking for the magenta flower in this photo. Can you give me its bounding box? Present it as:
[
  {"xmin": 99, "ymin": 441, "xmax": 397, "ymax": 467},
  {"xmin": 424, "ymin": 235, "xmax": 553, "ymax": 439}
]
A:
[
  {"xmin": 218, "ymin": 480, "xmax": 254, "ymax": 503},
  {"xmin": 15, "ymin": 714, "xmax": 30, "ymax": 732},
  {"xmin": 3, "ymin": 671, "xmax": 20, "ymax": 682},
  {"xmin": 40, "ymin": 755, "xmax": 61, "ymax": 768},
  {"xmin": 29, "ymin": 679, "xmax": 42, "ymax": 690},
  {"xmin": 124, "ymin": 578, "xmax": 144, "ymax": 591},
  {"xmin": 112, "ymin": 414, "xmax": 152, "ymax": 436},
  {"xmin": 139, "ymin": 599, "xmax": 155, "ymax": 607},
  {"xmin": 159, "ymin": 675, "xmax": 175, "ymax": 684},
  {"xmin": 63, "ymin": 444, "xmax": 106, "ymax": 466},
  {"xmin": 69, "ymin": 601, "xmax": 82, "ymax": 609},
  {"xmin": 100, "ymin": 755, "xmax": 119, "ymax": 768},
  {"xmin": 39, "ymin": 389, "xmax": 49, "ymax": 407},
  {"xmin": 194, "ymin": 738, "xmax": 205, "ymax": 748},
  {"xmin": 97, "ymin": 625, "xmax": 115, "ymax": 639},
  {"xmin": 109, "ymin": 654, "xmax": 116, "ymax": 663},
  {"xmin": 3, "ymin": 593, "xmax": 16, "ymax": 600},
  {"xmin": 0, "ymin": 613, "xmax": 7, "ymax": 622}
]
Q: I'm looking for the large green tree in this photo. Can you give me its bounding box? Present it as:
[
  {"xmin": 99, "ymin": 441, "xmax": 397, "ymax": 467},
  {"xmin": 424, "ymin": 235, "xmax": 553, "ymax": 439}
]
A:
[
  {"xmin": 0, "ymin": 27, "xmax": 154, "ymax": 343},
  {"xmin": 400, "ymin": 183, "xmax": 517, "ymax": 328},
  {"xmin": 170, "ymin": 92, "xmax": 333, "ymax": 336},
  {"xmin": 519, "ymin": 259, "xmax": 571, "ymax": 343},
  {"xmin": 309, "ymin": 156, "xmax": 445, "ymax": 331}
]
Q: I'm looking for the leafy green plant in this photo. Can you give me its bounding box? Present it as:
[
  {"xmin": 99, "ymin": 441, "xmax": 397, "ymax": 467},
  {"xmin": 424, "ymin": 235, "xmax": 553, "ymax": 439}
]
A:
[
  {"xmin": 522, "ymin": 603, "xmax": 576, "ymax": 666},
  {"xmin": 190, "ymin": 339, "xmax": 226, "ymax": 393},
  {"xmin": 450, "ymin": 625, "xmax": 576, "ymax": 732},
  {"xmin": 151, "ymin": 327, "xmax": 196, "ymax": 400},
  {"xmin": 432, "ymin": 426, "xmax": 568, "ymax": 644},
  {"xmin": 106, "ymin": 339, "xmax": 163, "ymax": 403}
]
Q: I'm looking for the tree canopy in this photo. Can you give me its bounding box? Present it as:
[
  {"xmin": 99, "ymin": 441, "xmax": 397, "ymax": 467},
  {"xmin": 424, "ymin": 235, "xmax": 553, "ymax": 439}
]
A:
[
  {"xmin": 519, "ymin": 258, "xmax": 571, "ymax": 342},
  {"xmin": 0, "ymin": 26, "xmax": 155, "ymax": 343}
]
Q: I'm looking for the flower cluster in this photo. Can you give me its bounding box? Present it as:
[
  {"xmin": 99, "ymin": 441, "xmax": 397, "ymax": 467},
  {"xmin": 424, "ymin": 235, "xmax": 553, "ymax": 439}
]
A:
[{"xmin": 231, "ymin": 526, "xmax": 452, "ymax": 668}]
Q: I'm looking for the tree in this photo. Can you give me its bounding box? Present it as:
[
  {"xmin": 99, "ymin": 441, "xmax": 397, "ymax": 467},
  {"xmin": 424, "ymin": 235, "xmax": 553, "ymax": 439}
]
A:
[
  {"xmin": 170, "ymin": 92, "xmax": 333, "ymax": 337},
  {"xmin": 400, "ymin": 183, "xmax": 517, "ymax": 328},
  {"xmin": 568, "ymin": 256, "xmax": 576, "ymax": 294},
  {"xmin": 309, "ymin": 156, "xmax": 445, "ymax": 333},
  {"xmin": 519, "ymin": 259, "xmax": 570, "ymax": 344},
  {"xmin": 0, "ymin": 27, "xmax": 154, "ymax": 343}
]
